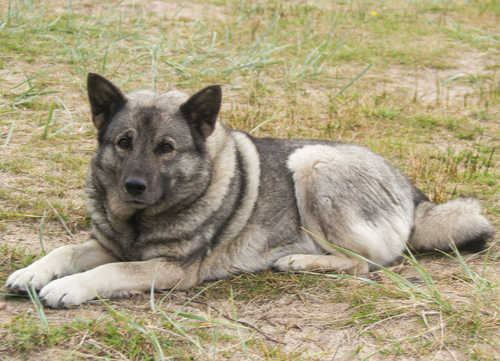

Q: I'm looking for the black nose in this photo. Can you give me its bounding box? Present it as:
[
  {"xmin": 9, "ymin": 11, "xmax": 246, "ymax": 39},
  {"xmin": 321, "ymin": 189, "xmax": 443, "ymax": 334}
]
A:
[{"xmin": 125, "ymin": 177, "xmax": 147, "ymax": 196}]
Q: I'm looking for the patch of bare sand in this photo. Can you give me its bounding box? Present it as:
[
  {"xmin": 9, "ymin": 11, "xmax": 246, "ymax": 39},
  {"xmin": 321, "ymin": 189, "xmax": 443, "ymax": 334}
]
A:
[
  {"xmin": 1, "ymin": 222, "xmax": 86, "ymax": 254},
  {"xmin": 56, "ymin": 0, "xmax": 227, "ymax": 21},
  {"xmin": 381, "ymin": 51, "xmax": 497, "ymax": 104},
  {"xmin": 148, "ymin": 1, "xmax": 226, "ymax": 21}
]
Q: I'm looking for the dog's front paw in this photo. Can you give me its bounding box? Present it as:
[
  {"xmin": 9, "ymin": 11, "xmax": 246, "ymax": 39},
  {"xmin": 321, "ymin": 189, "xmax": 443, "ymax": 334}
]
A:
[
  {"xmin": 6, "ymin": 263, "xmax": 67, "ymax": 292},
  {"xmin": 39, "ymin": 275, "xmax": 96, "ymax": 308}
]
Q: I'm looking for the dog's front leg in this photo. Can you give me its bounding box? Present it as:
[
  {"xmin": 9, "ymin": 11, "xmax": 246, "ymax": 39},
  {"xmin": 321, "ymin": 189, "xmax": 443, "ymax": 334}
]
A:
[
  {"xmin": 6, "ymin": 239, "xmax": 119, "ymax": 292},
  {"xmin": 38, "ymin": 259, "xmax": 199, "ymax": 308}
]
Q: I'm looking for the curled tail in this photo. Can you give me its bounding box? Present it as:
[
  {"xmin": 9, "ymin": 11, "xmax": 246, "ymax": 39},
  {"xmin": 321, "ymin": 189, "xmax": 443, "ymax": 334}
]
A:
[{"xmin": 409, "ymin": 197, "xmax": 494, "ymax": 253}]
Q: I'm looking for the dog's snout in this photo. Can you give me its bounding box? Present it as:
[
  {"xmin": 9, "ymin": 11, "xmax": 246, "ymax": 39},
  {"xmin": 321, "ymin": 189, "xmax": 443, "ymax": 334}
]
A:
[{"xmin": 125, "ymin": 177, "xmax": 147, "ymax": 196}]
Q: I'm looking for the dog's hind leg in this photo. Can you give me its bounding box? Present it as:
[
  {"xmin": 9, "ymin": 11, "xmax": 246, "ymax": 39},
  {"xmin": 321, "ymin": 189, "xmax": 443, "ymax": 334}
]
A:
[
  {"xmin": 286, "ymin": 144, "xmax": 414, "ymax": 272},
  {"xmin": 6, "ymin": 239, "xmax": 119, "ymax": 292},
  {"xmin": 274, "ymin": 253, "xmax": 369, "ymax": 275}
]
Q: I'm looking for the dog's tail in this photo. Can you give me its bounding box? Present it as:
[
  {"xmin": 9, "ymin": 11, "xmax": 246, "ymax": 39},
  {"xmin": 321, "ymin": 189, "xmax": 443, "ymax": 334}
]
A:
[{"xmin": 409, "ymin": 197, "xmax": 494, "ymax": 253}]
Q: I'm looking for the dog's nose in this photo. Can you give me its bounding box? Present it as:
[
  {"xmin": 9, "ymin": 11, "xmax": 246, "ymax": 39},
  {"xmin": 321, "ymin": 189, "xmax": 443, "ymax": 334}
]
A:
[{"xmin": 125, "ymin": 177, "xmax": 147, "ymax": 196}]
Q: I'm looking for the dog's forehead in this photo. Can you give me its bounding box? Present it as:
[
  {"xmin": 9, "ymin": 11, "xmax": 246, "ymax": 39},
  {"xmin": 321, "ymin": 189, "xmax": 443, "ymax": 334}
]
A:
[
  {"xmin": 127, "ymin": 90, "xmax": 190, "ymax": 131},
  {"xmin": 127, "ymin": 89, "xmax": 189, "ymax": 113},
  {"xmin": 103, "ymin": 89, "xmax": 194, "ymax": 141}
]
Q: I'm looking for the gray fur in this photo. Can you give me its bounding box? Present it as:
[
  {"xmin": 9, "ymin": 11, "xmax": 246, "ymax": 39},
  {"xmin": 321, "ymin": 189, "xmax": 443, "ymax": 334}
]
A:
[{"xmin": 6, "ymin": 73, "xmax": 494, "ymax": 307}]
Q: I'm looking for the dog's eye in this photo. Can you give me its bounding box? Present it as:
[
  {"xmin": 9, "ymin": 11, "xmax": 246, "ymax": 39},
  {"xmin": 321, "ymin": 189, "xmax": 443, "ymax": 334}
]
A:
[
  {"xmin": 118, "ymin": 138, "xmax": 131, "ymax": 149},
  {"xmin": 160, "ymin": 143, "xmax": 174, "ymax": 153}
]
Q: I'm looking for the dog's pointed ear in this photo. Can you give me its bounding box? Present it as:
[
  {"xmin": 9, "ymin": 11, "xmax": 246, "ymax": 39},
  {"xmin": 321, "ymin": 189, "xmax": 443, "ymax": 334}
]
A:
[
  {"xmin": 87, "ymin": 73, "xmax": 127, "ymax": 130},
  {"xmin": 180, "ymin": 85, "xmax": 222, "ymax": 139}
]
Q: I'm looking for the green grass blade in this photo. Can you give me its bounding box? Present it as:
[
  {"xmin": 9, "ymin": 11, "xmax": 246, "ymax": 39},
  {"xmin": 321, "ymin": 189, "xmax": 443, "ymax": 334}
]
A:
[
  {"xmin": 42, "ymin": 102, "xmax": 56, "ymax": 139},
  {"xmin": 26, "ymin": 284, "xmax": 49, "ymax": 330},
  {"xmin": 249, "ymin": 111, "xmax": 282, "ymax": 135},
  {"xmin": 336, "ymin": 63, "xmax": 373, "ymax": 97}
]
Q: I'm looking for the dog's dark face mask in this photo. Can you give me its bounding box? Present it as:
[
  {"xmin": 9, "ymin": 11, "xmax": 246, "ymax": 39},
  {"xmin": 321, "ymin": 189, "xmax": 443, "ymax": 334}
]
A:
[{"xmin": 86, "ymin": 73, "xmax": 222, "ymax": 214}]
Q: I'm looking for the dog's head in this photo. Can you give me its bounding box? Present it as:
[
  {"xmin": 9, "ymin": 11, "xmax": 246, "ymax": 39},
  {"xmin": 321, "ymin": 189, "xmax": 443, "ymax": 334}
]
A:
[{"xmin": 86, "ymin": 73, "xmax": 222, "ymax": 213}]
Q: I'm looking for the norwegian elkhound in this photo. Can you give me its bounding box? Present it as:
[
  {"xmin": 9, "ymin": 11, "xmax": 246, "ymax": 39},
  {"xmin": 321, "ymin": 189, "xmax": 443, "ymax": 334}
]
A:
[{"xmin": 6, "ymin": 73, "xmax": 494, "ymax": 308}]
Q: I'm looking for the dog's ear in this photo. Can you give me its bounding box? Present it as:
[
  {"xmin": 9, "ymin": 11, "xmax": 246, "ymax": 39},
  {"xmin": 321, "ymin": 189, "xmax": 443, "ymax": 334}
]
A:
[
  {"xmin": 87, "ymin": 73, "xmax": 127, "ymax": 130},
  {"xmin": 180, "ymin": 85, "xmax": 222, "ymax": 139}
]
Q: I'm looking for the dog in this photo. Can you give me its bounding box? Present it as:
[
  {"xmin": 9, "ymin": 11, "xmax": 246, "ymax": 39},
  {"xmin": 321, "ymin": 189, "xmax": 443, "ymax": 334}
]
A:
[{"xmin": 6, "ymin": 73, "xmax": 494, "ymax": 308}]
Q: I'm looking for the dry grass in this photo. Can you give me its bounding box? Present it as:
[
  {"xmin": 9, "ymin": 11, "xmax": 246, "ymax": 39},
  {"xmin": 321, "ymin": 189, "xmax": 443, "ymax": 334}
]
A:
[{"xmin": 1, "ymin": 0, "xmax": 500, "ymax": 359}]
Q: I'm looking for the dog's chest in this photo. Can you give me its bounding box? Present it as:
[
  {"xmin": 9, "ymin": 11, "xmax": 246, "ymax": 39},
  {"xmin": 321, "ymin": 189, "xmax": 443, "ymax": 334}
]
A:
[{"xmin": 104, "ymin": 214, "xmax": 209, "ymax": 263}]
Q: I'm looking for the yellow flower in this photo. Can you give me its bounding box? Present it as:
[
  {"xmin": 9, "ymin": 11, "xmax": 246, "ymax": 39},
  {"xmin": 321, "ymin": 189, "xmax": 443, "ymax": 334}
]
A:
[
  {"xmin": 371, "ymin": 11, "xmax": 377, "ymax": 16},
  {"xmin": 457, "ymin": 2, "xmax": 461, "ymax": 5}
]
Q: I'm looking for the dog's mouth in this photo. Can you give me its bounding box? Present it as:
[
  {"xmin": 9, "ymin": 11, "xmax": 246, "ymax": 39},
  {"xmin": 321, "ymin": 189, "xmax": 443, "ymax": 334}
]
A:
[
  {"xmin": 118, "ymin": 189, "xmax": 164, "ymax": 208},
  {"xmin": 125, "ymin": 190, "xmax": 167, "ymax": 205},
  {"xmin": 124, "ymin": 199, "xmax": 154, "ymax": 208},
  {"xmin": 129, "ymin": 200, "xmax": 148, "ymax": 205}
]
